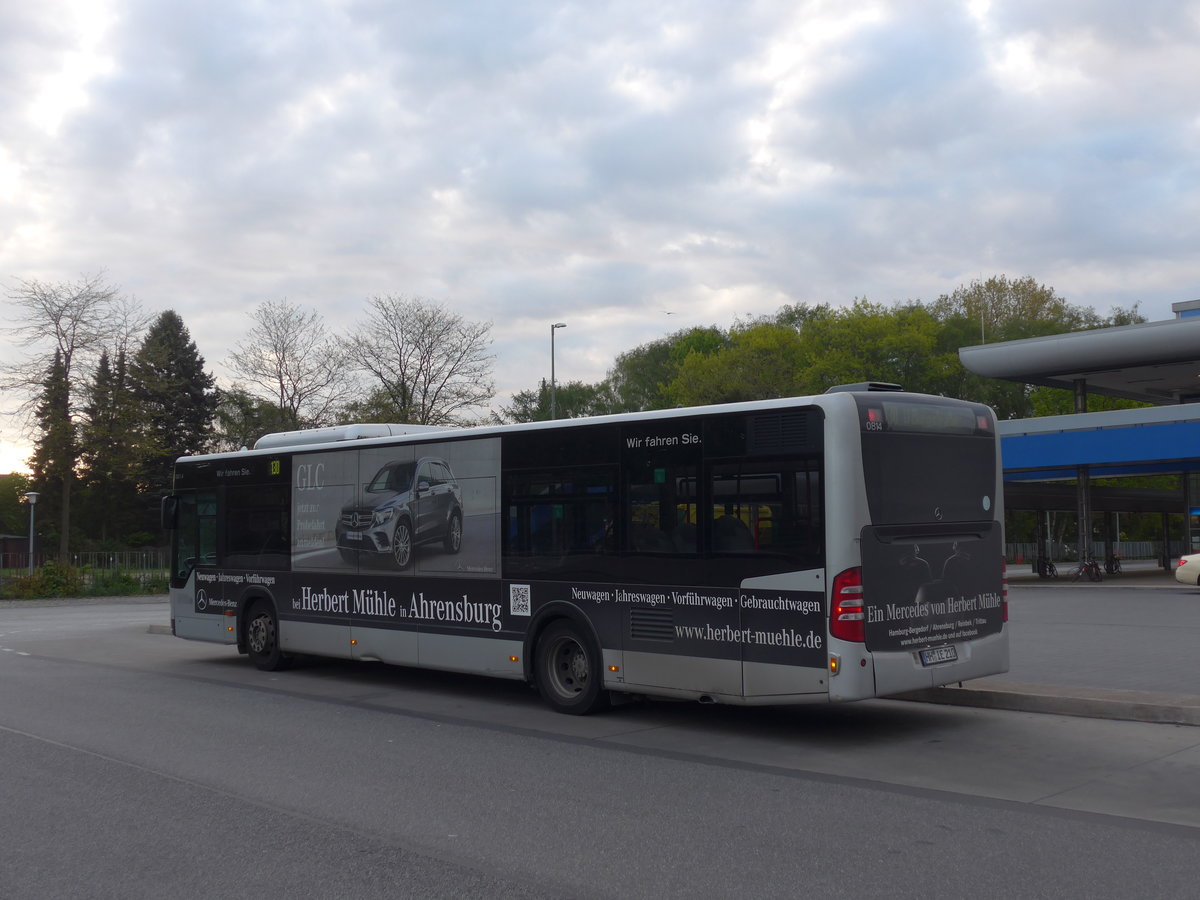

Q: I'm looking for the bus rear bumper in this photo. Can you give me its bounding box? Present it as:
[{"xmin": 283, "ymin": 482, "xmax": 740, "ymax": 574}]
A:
[{"xmin": 873, "ymin": 628, "xmax": 1009, "ymax": 697}]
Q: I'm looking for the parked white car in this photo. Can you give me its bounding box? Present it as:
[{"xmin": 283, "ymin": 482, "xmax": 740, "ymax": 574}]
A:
[{"xmin": 1175, "ymin": 553, "xmax": 1200, "ymax": 586}]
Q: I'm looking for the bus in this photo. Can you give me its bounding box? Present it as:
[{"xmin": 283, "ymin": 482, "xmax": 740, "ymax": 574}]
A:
[{"xmin": 161, "ymin": 384, "xmax": 1008, "ymax": 715}]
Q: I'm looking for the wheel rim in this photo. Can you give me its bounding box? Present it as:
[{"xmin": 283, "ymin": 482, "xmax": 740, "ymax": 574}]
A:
[
  {"xmin": 393, "ymin": 522, "xmax": 412, "ymax": 567},
  {"xmin": 248, "ymin": 613, "xmax": 273, "ymax": 655},
  {"xmin": 449, "ymin": 515, "xmax": 462, "ymax": 551},
  {"xmin": 546, "ymin": 635, "xmax": 590, "ymax": 700}
]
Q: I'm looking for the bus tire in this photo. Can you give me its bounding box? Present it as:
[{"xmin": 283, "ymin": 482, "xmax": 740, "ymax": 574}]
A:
[
  {"xmin": 392, "ymin": 518, "xmax": 414, "ymax": 570},
  {"xmin": 534, "ymin": 620, "xmax": 610, "ymax": 715},
  {"xmin": 444, "ymin": 511, "xmax": 463, "ymax": 554},
  {"xmin": 246, "ymin": 600, "xmax": 292, "ymax": 671}
]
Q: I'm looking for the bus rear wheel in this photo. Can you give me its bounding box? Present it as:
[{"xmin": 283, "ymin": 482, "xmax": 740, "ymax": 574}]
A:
[
  {"xmin": 246, "ymin": 600, "xmax": 292, "ymax": 671},
  {"xmin": 535, "ymin": 620, "xmax": 610, "ymax": 715}
]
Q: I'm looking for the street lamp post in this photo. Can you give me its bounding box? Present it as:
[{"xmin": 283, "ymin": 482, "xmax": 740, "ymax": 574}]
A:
[
  {"xmin": 550, "ymin": 322, "xmax": 566, "ymax": 419},
  {"xmin": 23, "ymin": 492, "xmax": 39, "ymax": 575}
]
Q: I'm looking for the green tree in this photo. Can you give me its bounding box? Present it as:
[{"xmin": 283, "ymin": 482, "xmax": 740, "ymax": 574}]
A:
[
  {"xmin": 770, "ymin": 302, "xmax": 835, "ymax": 331},
  {"xmin": 789, "ymin": 300, "xmax": 943, "ymax": 394},
  {"xmin": 502, "ymin": 379, "xmax": 617, "ymax": 422},
  {"xmin": 928, "ymin": 274, "xmax": 1102, "ymax": 343},
  {"xmin": 0, "ymin": 472, "xmax": 34, "ymax": 536},
  {"xmin": 130, "ymin": 311, "xmax": 217, "ymax": 495},
  {"xmin": 211, "ymin": 387, "xmax": 294, "ymax": 453},
  {"xmin": 666, "ymin": 322, "xmax": 808, "ymax": 406},
  {"xmin": 927, "ymin": 277, "xmax": 1148, "ymax": 417},
  {"xmin": 606, "ymin": 326, "xmax": 727, "ymax": 412},
  {"xmin": 1027, "ymin": 388, "xmax": 1151, "ymax": 417},
  {"xmin": 27, "ymin": 351, "xmax": 74, "ymax": 558},
  {"xmin": 77, "ymin": 350, "xmax": 144, "ymax": 544}
]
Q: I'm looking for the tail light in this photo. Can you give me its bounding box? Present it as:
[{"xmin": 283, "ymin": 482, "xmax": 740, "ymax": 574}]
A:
[{"xmin": 830, "ymin": 567, "xmax": 865, "ymax": 642}]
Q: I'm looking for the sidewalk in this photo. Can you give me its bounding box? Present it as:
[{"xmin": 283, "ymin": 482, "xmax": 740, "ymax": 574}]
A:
[
  {"xmin": 897, "ymin": 560, "xmax": 1200, "ymax": 725},
  {"xmin": 1006, "ymin": 556, "xmax": 1178, "ymax": 588}
]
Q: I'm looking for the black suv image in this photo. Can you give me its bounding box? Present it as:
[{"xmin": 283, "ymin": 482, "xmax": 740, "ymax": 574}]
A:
[{"xmin": 336, "ymin": 457, "xmax": 463, "ymax": 569}]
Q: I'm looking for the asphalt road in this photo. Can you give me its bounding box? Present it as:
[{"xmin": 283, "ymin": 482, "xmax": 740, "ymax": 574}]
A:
[{"xmin": 2, "ymin": 598, "xmax": 1200, "ymax": 898}]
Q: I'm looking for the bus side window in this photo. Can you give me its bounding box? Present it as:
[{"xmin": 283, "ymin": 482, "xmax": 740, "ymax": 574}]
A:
[
  {"xmin": 198, "ymin": 492, "xmax": 217, "ymax": 566},
  {"xmin": 624, "ymin": 464, "xmax": 696, "ymax": 555},
  {"xmin": 708, "ymin": 462, "xmax": 822, "ymax": 564},
  {"xmin": 222, "ymin": 484, "xmax": 289, "ymax": 570},
  {"xmin": 710, "ymin": 466, "xmax": 774, "ymax": 554},
  {"xmin": 173, "ymin": 494, "xmax": 198, "ymax": 583},
  {"xmin": 170, "ymin": 490, "xmax": 217, "ymax": 586},
  {"xmin": 502, "ymin": 467, "xmax": 616, "ymax": 573}
]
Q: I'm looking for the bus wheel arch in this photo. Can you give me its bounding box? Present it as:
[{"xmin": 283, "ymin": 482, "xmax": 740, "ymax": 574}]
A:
[
  {"xmin": 529, "ymin": 610, "xmax": 610, "ymax": 715},
  {"xmin": 242, "ymin": 594, "xmax": 293, "ymax": 671}
]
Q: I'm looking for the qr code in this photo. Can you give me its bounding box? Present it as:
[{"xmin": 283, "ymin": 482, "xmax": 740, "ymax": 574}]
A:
[{"xmin": 509, "ymin": 584, "xmax": 532, "ymax": 616}]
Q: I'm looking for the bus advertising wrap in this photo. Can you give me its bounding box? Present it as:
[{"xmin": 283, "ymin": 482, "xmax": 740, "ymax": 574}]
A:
[
  {"xmin": 192, "ymin": 569, "xmax": 826, "ymax": 668},
  {"xmin": 860, "ymin": 523, "xmax": 1004, "ymax": 653},
  {"xmin": 167, "ymin": 392, "xmax": 1009, "ymax": 712}
]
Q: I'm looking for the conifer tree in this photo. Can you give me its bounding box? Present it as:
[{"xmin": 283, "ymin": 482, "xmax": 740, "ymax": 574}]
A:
[
  {"xmin": 130, "ymin": 311, "xmax": 217, "ymax": 494},
  {"xmin": 78, "ymin": 350, "xmax": 143, "ymax": 542},
  {"xmin": 28, "ymin": 350, "xmax": 75, "ymax": 558}
]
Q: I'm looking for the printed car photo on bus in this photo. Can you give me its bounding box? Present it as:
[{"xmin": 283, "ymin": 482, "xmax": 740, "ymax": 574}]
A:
[{"xmin": 335, "ymin": 457, "xmax": 464, "ymax": 570}]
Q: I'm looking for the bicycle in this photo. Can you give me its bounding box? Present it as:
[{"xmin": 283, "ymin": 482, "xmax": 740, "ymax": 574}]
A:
[
  {"xmin": 1072, "ymin": 556, "xmax": 1103, "ymax": 582},
  {"xmin": 1035, "ymin": 555, "xmax": 1058, "ymax": 579},
  {"xmin": 1104, "ymin": 556, "xmax": 1122, "ymax": 576}
]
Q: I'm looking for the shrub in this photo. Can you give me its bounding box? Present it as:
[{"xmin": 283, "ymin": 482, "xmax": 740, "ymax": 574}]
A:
[{"xmin": 0, "ymin": 559, "xmax": 85, "ymax": 599}]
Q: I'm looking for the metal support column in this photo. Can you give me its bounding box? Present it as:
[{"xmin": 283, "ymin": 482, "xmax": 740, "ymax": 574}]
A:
[
  {"xmin": 1185, "ymin": 472, "xmax": 1196, "ymax": 554},
  {"xmin": 1103, "ymin": 511, "xmax": 1115, "ymax": 572},
  {"xmin": 1161, "ymin": 512, "xmax": 1171, "ymax": 569},
  {"xmin": 1074, "ymin": 379, "xmax": 1092, "ymax": 565}
]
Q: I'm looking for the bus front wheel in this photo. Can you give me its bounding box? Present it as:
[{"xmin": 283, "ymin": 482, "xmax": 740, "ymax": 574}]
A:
[
  {"xmin": 534, "ymin": 620, "xmax": 610, "ymax": 715},
  {"xmin": 246, "ymin": 601, "xmax": 292, "ymax": 671}
]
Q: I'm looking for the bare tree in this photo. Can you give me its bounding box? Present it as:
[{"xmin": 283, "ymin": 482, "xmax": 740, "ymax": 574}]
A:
[
  {"xmin": 3, "ymin": 273, "xmax": 146, "ymax": 411},
  {"xmin": 2, "ymin": 272, "xmax": 147, "ymax": 557},
  {"xmin": 341, "ymin": 295, "xmax": 495, "ymax": 426},
  {"xmin": 225, "ymin": 298, "xmax": 350, "ymax": 430}
]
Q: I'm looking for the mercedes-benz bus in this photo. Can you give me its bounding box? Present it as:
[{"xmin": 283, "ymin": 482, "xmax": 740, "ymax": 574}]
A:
[{"xmin": 162, "ymin": 384, "xmax": 1008, "ymax": 714}]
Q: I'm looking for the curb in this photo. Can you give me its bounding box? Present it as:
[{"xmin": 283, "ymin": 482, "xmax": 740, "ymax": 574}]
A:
[{"xmin": 894, "ymin": 681, "xmax": 1200, "ymax": 727}]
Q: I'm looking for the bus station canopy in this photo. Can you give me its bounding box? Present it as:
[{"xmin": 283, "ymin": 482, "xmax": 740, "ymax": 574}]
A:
[
  {"xmin": 959, "ymin": 314, "xmax": 1200, "ymax": 527},
  {"xmin": 959, "ymin": 315, "xmax": 1200, "ymax": 405},
  {"xmin": 998, "ymin": 406, "xmax": 1200, "ymax": 481}
]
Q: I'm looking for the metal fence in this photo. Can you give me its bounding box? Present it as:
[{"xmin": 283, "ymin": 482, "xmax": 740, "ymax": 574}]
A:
[
  {"xmin": 1006, "ymin": 541, "xmax": 1186, "ymax": 564},
  {"xmin": 0, "ymin": 550, "xmax": 169, "ymax": 588}
]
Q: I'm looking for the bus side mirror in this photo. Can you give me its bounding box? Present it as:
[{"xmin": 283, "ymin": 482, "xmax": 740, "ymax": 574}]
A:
[{"xmin": 161, "ymin": 496, "xmax": 179, "ymax": 531}]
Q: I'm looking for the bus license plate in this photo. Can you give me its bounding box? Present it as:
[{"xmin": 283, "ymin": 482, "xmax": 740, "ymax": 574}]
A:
[{"xmin": 919, "ymin": 646, "xmax": 957, "ymax": 666}]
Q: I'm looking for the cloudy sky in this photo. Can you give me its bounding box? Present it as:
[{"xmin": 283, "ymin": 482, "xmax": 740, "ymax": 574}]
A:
[{"xmin": 3, "ymin": 0, "xmax": 1199, "ymax": 472}]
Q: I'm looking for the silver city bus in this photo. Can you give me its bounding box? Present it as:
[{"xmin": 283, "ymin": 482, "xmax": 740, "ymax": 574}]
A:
[{"xmin": 162, "ymin": 384, "xmax": 1008, "ymax": 714}]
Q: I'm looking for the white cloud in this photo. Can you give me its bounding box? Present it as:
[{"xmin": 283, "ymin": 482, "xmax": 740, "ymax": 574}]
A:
[{"xmin": 3, "ymin": 0, "xmax": 1200, "ymax": 470}]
